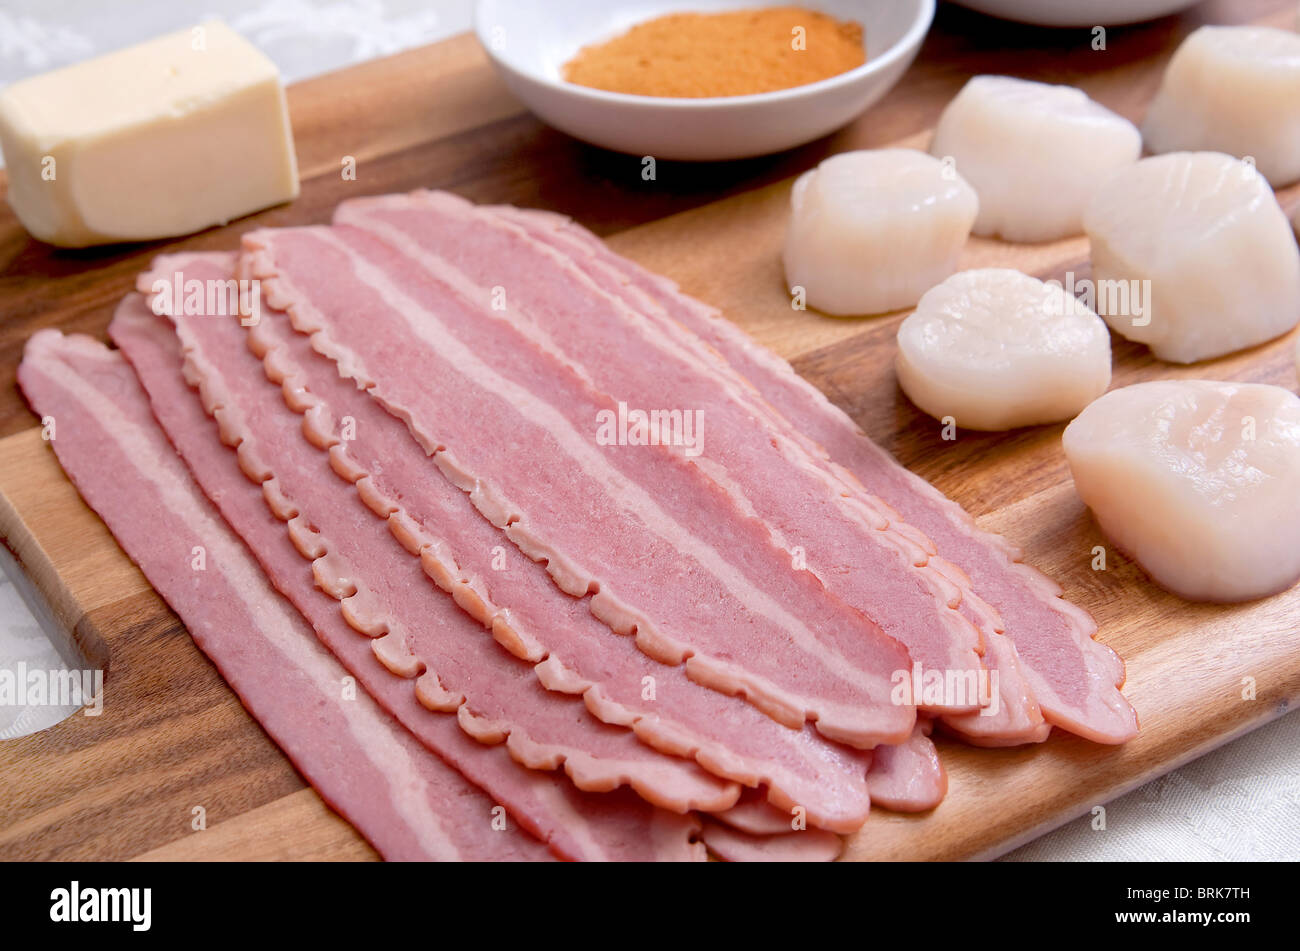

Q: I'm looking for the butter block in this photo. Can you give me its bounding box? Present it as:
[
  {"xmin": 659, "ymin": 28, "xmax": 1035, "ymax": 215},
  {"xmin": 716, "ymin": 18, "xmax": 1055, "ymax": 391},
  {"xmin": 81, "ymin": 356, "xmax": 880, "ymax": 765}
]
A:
[{"xmin": 0, "ymin": 20, "xmax": 299, "ymax": 247}]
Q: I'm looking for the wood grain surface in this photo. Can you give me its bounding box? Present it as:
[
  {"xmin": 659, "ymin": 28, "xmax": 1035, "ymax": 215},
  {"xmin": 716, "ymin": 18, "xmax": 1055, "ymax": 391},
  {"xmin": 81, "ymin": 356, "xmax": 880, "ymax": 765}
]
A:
[{"xmin": 1, "ymin": 0, "xmax": 1297, "ymax": 861}]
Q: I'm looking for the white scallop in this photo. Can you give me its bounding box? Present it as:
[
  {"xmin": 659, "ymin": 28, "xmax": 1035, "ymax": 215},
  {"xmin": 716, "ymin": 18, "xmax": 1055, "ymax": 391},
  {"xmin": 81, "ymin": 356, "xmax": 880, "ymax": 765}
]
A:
[
  {"xmin": 782, "ymin": 149, "xmax": 978, "ymax": 316},
  {"xmin": 1143, "ymin": 25, "xmax": 1300, "ymax": 188},
  {"xmin": 895, "ymin": 268, "xmax": 1112, "ymax": 431},
  {"xmin": 929, "ymin": 76, "xmax": 1141, "ymax": 243},
  {"xmin": 1083, "ymin": 151, "xmax": 1300, "ymax": 364},
  {"xmin": 1064, "ymin": 380, "xmax": 1300, "ymax": 602}
]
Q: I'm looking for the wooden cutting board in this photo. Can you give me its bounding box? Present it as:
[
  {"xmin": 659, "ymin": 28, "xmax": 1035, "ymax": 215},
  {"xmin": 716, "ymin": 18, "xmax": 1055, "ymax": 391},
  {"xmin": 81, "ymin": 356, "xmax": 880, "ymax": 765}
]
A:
[{"xmin": 1, "ymin": 0, "xmax": 1298, "ymax": 862}]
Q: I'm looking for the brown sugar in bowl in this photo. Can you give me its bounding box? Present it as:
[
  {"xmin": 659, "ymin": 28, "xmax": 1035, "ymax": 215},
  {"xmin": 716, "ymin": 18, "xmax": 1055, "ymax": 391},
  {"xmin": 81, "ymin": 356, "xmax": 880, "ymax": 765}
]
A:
[
  {"xmin": 563, "ymin": 7, "xmax": 867, "ymax": 99},
  {"xmin": 475, "ymin": 0, "xmax": 935, "ymax": 161}
]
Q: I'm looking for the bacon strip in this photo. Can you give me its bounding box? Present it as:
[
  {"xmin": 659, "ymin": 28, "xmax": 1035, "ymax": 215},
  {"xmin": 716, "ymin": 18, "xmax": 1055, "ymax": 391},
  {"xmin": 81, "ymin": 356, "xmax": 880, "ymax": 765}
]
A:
[
  {"xmin": 490, "ymin": 206, "xmax": 1137, "ymax": 746},
  {"xmin": 699, "ymin": 820, "xmax": 844, "ymax": 863},
  {"xmin": 704, "ymin": 720, "xmax": 947, "ymax": 821},
  {"xmin": 106, "ymin": 278, "xmax": 705, "ymax": 862},
  {"xmin": 468, "ymin": 198, "xmax": 1046, "ymax": 744},
  {"xmin": 241, "ymin": 224, "xmax": 916, "ymax": 750},
  {"xmin": 239, "ymin": 287, "xmax": 880, "ymax": 832},
  {"xmin": 16, "ymin": 330, "xmax": 554, "ymax": 863},
  {"xmin": 132, "ymin": 252, "xmax": 738, "ymax": 816},
  {"xmin": 866, "ymin": 719, "xmax": 949, "ymax": 813},
  {"xmin": 712, "ymin": 789, "xmax": 804, "ymax": 835},
  {"xmin": 337, "ymin": 190, "xmax": 988, "ymax": 718}
]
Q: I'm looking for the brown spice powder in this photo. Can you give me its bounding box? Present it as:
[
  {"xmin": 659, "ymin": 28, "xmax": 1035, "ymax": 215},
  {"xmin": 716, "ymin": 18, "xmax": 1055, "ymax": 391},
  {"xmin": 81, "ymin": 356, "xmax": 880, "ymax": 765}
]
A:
[{"xmin": 563, "ymin": 7, "xmax": 866, "ymax": 98}]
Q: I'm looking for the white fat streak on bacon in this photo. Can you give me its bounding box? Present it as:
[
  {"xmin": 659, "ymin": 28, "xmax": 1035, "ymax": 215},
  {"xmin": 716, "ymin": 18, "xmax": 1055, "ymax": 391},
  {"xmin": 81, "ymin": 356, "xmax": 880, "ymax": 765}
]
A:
[
  {"xmin": 110, "ymin": 279, "xmax": 706, "ymax": 863},
  {"xmin": 17, "ymin": 330, "xmax": 551, "ymax": 862},
  {"xmin": 699, "ymin": 819, "xmax": 844, "ymax": 862},
  {"xmin": 238, "ymin": 273, "xmax": 877, "ymax": 833},
  {"xmin": 516, "ymin": 208, "xmax": 1136, "ymax": 744},
  {"xmin": 131, "ymin": 255, "xmax": 739, "ymax": 818},
  {"xmin": 336, "ymin": 193, "xmax": 1001, "ymax": 720},
  {"xmin": 239, "ymin": 225, "xmax": 917, "ymax": 750}
]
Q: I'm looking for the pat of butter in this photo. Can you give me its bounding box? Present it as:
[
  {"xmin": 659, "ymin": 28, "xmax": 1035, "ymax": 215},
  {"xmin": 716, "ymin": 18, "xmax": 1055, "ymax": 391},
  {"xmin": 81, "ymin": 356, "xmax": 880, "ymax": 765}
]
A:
[{"xmin": 0, "ymin": 20, "xmax": 299, "ymax": 247}]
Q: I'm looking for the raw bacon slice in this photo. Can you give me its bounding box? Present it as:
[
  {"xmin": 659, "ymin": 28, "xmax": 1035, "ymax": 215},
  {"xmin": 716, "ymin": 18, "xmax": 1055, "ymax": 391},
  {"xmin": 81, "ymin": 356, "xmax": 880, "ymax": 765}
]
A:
[
  {"xmin": 337, "ymin": 191, "xmax": 987, "ymax": 717},
  {"xmin": 476, "ymin": 200, "xmax": 1046, "ymax": 743},
  {"xmin": 129, "ymin": 253, "xmax": 738, "ymax": 816},
  {"xmin": 233, "ymin": 262, "xmax": 879, "ymax": 833},
  {"xmin": 860, "ymin": 720, "xmax": 948, "ymax": 814},
  {"xmin": 941, "ymin": 632, "xmax": 1053, "ymax": 747},
  {"xmin": 241, "ymin": 224, "xmax": 917, "ymax": 750},
  {"xmin": 712, "ymin": 789, "xmax": 804, "ymax": 835},
  {"xmin": 713, "ymin": 720, "xmax": 949, "ymax": 821},
  {"xmin": 699, "ymin": 820, "xmax": 844, "ymax": 862},
  {"xmin": 106, "ymin": 283, "xmax": 705, "ymax": 862},
  {"xmin": 16, "ymin": 330, "xmax": 553, "ymax": 863},
  {"xmin": 492, "ymin": 206, "xmax": 1137, "ymax": 746}
]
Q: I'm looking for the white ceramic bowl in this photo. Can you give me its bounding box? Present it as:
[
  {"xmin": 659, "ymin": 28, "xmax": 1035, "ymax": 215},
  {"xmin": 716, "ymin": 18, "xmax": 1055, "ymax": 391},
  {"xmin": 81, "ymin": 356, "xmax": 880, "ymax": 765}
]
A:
[
  {"xmin": 950, "ymin": 0, "xmax": 1203, "ymax": 27},
  {"xmin": 475, "ymin": 0, "xmax": 935, "ymax": 161}
]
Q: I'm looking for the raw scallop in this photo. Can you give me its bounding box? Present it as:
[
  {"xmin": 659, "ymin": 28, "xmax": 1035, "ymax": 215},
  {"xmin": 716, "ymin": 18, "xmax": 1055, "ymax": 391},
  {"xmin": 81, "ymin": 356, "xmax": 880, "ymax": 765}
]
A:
[
  {"xmin": 1142, "ymin": 26, "xmax": 1300, "ymax": 187},
  {"xmin": 783, "ymin": 149, "xmax": 978, "ymax": 316},
  {"xmin": 895, "ymin": 268, "xmax": 1112, "ymax": 431},
  {"xmin": 1083, "ymin": 151, "xmax": 1300, "ymax": 364},
  {"xmin": 929, "ymin": 76, "xmax": 1141, "ymax": 243},
  {"xmin": 1063, "ymin": 381, "xmax": 1300, "ymax": 603}
]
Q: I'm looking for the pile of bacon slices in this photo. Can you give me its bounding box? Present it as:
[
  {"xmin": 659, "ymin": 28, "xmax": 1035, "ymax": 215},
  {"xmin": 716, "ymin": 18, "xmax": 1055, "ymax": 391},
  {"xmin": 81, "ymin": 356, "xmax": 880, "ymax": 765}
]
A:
[{"xmin": 19, "ymin": 191, "xmax": 1138, "ymax": 861}]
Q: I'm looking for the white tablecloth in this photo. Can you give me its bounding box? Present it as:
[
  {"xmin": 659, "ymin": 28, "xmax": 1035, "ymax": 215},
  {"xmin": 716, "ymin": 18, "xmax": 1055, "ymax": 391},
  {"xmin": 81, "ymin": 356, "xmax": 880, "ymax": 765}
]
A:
[{"xmin": 1, "ymin": 0, "xmax": 1295, "ymax": 861}]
